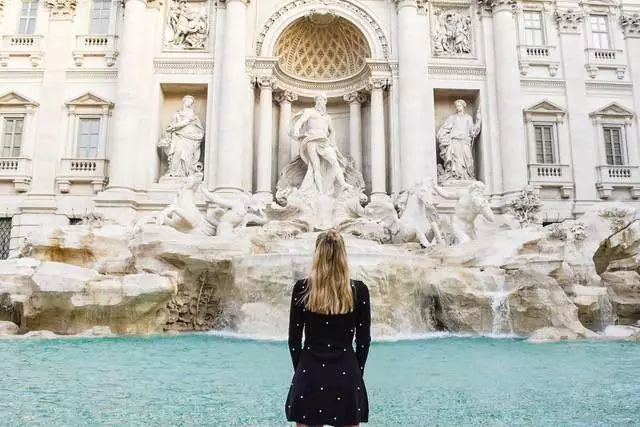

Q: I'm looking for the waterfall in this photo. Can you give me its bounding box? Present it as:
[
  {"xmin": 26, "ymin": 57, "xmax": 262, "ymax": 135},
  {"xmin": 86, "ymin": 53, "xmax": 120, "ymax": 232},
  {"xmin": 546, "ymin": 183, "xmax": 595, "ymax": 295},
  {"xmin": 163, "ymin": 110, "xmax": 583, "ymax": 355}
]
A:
[
  {"xmin": 598, "ymin": 293, "xmax": 615, "ymax": 330},
  {"xmin": 488, "ymin": 292, "xmax": 514, "ymax": 335}
]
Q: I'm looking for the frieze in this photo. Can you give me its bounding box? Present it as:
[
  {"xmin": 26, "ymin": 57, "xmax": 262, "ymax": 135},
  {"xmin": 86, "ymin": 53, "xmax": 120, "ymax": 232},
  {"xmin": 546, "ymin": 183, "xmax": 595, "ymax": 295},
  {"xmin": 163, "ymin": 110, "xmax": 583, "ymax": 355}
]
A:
[
  {"xmin": 255, "ymin": 0, "xmax": 390, "ymax": 59},
  {"xmin": 65, "ymin": 69, "xmax": 118, "ymax": 80},
  {"xmin": 620, "ymin": 13, "xmax": 640, "ymax": 38},
  {"xmin": 520, "ymin": 78, "xmax": 566, "ymax": 90},
  {"xmin": 431, "ymin": 7, "xmax": 473, "ymax": 57},
  {"xmin": 153, "ymin": 59, "xmax": 214, "ymax": 74},
  {"xmin": 427, "ymin": 64, "xmax": 486, "ymax": 79}
]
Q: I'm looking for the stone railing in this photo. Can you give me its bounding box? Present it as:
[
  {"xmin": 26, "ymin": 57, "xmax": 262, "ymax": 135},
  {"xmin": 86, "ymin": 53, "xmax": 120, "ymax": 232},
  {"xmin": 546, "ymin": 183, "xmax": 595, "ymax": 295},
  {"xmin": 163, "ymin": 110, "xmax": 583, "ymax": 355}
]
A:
[
  {"xmin": 0, "ymin": 35, "xmax": 44, "ymax": 66},
  {"xmin": 517, "ymin": 45, "xmax": 559, "ymax": 76},
  {"xmin": 527, "ymin": 163, "xmax": 573, "ymax": 198},
  {"xmin": 585, "ymin": 48, "xmax": 626, "ymax": 79},
  {"xmin": 595, "ymin": 165, "xmax": 640, "ymax": 199},
  {"xmin": 72, "ymin": 35, "xmax": 118, "ymax": 67},
  {"xmin": 57, "ymin": 158, "xmax": 109, "ymax": 193},
  {"xmin": 0, "ymin": 157, "xmax": 32, "ymax": 192}
]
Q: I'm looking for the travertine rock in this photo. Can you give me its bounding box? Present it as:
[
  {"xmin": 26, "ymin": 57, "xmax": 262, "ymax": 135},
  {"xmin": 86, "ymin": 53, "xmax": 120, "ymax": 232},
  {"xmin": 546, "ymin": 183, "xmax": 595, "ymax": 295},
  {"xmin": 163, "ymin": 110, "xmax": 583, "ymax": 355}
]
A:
[
  {"xmin": 527, "ymin": 327, "xmax": 580, "ymax": 343},
  {"xmin": 0, "ymin": 321, "xmax": 19, "ymax": 336}
]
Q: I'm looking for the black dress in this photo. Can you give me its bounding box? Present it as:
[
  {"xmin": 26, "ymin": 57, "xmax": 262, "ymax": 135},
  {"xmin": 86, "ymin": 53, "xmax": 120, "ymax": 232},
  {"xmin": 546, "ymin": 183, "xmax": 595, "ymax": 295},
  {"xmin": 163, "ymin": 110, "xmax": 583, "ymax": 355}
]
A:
[{"xmin": 285, "ymin": 279, "xmax": 371, "ymax": 426}]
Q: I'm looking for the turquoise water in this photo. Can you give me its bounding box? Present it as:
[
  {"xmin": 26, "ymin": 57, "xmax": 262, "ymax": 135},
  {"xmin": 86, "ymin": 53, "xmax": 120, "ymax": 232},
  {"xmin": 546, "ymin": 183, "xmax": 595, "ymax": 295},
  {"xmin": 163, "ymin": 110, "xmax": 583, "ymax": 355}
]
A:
[{"xmin": 1, "ymin": 334, "xmax": 639, "ymax": 426}]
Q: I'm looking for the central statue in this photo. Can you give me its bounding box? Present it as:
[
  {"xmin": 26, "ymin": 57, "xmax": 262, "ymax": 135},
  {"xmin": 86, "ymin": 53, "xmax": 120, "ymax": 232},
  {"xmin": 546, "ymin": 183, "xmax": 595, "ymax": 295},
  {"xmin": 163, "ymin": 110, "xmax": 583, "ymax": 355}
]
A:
[
  {"xmin": 273, "ymin": 93, "xmax": 366, "ymax": 229},
  {"xmin": 290, "ymin": 94, "xmax": 352, "ymax": 195}
]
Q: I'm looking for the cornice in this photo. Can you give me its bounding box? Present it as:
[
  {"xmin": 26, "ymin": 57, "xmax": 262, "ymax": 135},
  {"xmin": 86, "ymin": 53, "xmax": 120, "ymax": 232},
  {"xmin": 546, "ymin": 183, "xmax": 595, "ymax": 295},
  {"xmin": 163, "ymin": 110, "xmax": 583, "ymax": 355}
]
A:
[
  {"xmin": 520, "ymin": 78, "xmax": 566, "ymax": 90},
  {"xmin": 476, "ymin": 0, "xmax": 518, "ymax": 14},
  {"xmin": 153, "ymin": 59, "xmax": 214, "ymax": 74},
  {"xmin": 427, "ymin": 64, "xmax": 486, "ymax": 80},
  {"xmin": 0, "ymin": 69, "xmax": 45, "ymax": 80},
  {"xmin": 65, "ymin": 69, "xmax": 118, "ymax": 80}
]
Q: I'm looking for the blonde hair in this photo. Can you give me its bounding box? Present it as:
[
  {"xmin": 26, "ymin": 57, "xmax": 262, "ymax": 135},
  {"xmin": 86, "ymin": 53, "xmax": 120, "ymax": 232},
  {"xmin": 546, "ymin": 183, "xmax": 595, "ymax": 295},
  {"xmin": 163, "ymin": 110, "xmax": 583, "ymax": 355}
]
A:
[{"xmin": 304, "ymin": 229, "xmax": 353, "ymax": 315}]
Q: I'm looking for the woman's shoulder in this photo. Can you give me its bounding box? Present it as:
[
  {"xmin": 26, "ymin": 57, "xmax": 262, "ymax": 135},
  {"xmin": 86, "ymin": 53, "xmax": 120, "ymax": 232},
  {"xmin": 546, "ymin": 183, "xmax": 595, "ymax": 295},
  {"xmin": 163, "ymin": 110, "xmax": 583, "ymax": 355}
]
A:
[
  {"xmin": 293, "ymin": 279, "xmax": 308, "ymax": 292},
  {"xmin": 351, "ymin": 279, "xmax": 369, "ymax": 293}
]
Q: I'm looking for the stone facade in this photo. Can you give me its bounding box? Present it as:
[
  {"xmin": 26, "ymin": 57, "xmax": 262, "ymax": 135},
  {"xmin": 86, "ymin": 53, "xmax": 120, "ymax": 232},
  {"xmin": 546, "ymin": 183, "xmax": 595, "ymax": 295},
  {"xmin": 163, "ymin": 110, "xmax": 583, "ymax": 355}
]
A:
[{"xmin": 1, "ymin": 0, "xmax": 640, "ymax": 255}]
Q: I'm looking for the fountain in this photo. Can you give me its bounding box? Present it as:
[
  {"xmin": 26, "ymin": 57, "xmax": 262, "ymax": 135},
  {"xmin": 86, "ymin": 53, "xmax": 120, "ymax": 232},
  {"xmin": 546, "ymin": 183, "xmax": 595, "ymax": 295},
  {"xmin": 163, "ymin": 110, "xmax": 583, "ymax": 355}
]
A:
[{"xmin": 1, "ymin": 102, "xmax": 639, "ymax": 342}]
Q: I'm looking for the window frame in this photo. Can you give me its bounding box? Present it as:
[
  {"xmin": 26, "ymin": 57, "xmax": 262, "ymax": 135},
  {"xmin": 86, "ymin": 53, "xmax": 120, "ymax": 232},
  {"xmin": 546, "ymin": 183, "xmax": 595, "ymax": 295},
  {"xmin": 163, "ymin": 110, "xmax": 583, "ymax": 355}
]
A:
[
  {"xmin": 17, "ymin": 0, "xmax": 39, "ymax": 35},
  {"xmin": 589, "ymin": 14, "xmax": 611, "ymax": 49},
  {"xmin": 75, "ymin": 116, "xmax": 102, "ymax": 158},
  {"xmin": 64, "ymin": 93, "xmax": 114, "ymax": 161},
  {"xmin": 0, "ymin": 92, "xmax": 38, "ymax": 160},
  {"xmin": 533, "ymin": 122, "xmax": 559, "ymax": 164},
  {"xmin": 522, "ymin": 10, "xmax": 545, "ymax": 46},
  {"xmin": 602, "ymin": 125, "xmax": 627, "ymax": 166},
  {"xmin": 523, "ymin": 100, "xmax": 567, "ymax": 166},
  {"xmin": 89, "ymin": 0, "xmax": 112, "ymax": 35},
  {"xmin": 1, "ymin": 117, "xmax": 26, "ymax": 158}
]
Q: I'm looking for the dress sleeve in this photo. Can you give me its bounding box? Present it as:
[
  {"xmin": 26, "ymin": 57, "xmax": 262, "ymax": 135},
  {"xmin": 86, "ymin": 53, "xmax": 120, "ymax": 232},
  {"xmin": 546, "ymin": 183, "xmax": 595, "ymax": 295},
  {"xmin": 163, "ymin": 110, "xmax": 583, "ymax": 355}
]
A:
[
  {"xmin": 355, "ymin": 281, "xmax": 371, "ymax": 374},
  {"xmin": 288, "ymin": 281, "xmax": 305, "ymax": 369}
]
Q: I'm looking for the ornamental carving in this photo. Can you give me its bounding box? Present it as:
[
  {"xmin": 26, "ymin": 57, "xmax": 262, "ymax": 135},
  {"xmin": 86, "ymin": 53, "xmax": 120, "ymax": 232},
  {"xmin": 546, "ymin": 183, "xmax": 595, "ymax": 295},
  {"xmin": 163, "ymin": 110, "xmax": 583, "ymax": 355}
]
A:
[
  {"xmin": 554, "ymin": 9, "xmax": 584, "ymax": 33},
  {"xmin": 274, "ymin": 91, "xmax": 298, "ymax": 104},
  {"xmin": 620, "ymin": 13, "xmax": 640, "ymax": 38},
  {"xmin": 45, "ymin": 0, "xmax": 78, "ymax": 18},
  {"xmin": 367, "ymin": 78, "xmax": 388, "ymax": 91},
  {"xmin": 256, "ymin": 0, "xmax": 389, "ymax": 59},
  {"xmin": 275, "ymin": 15, "xmax": 370, "ymax": 82},
  {"xmin": 166, "ymin": 0, "xmax": 209, "ymax": 50},
  {"xmin": 432, "ymin": 8, "xmax": 472, "ymax": 57},
  {"xmin": 344, "ymin": 92, "xmax": 367, "ymax": 104}
]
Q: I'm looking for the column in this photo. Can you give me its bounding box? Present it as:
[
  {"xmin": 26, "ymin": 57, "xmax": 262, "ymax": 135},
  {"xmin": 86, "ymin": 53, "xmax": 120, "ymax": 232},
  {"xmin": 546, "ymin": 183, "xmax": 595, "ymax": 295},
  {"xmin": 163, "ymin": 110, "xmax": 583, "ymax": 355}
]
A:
[
  {"xmin": 255, "ymin": 77, "xmax": 274, "ymax": 200},
  {"xmin": 556, "ymin": 9, "xmax": 598, "ymax": 205},
  {"xmin": 621, "ymin": 14, "xmax": 640, "ymax": 137},
  {"xmin": 275, "ymin": 90, "xmax": 297, "ymax": 173},
  {"xmin": 344, "ymin": 92, "xmax": 366, "ymax": 172},
  {"xmin": 369, "ymin": 79, "xmax": 388, "ymax": 201},
  {"xmin": 394, "ymin": 0, "xmax": 432, "ymax": 189},
  {"xmin": 105, "ymin": 0, "xmax": 148, "ymax": 192},
  {"xmin": 486, "ymin": 0, "xmax": 528, "ymax": 194},
  {"xmin": 215, "ymin": 0, "xmax": 250, "ymax": 194}
]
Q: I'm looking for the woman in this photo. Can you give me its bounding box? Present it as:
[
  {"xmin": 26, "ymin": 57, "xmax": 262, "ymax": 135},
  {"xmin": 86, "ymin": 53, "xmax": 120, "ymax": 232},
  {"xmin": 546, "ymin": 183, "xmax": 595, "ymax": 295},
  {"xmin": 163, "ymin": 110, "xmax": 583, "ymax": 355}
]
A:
[{"xmin": 285, "ymin": 229, "xmax": 371, "ymax": 427}]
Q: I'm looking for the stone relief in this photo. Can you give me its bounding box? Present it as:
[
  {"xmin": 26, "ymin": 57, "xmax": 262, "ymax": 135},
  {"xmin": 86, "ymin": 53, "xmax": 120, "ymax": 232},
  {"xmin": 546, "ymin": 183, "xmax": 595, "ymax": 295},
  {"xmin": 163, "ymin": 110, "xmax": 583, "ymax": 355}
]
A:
[
  {"xmin": 158, "ymin": 95, "xmax": 205, "ymax": 178},
  {"xmin": 432, "ymin": 8, "xmax": 472, "ymax": 56},
  {"xmin": 437, "ymin": 99, "xmax": 481, "ymax": 182},
  {"xmin": 166, "ymin": 0, "xmax": 209, "ymax": 50},
  {"xmin": 432, "ymin": 180, "xmax": 495, "ymax": 244},
  {"xmin": 45, "ymin": 0, "xmax": 78, "ymax": 17}
]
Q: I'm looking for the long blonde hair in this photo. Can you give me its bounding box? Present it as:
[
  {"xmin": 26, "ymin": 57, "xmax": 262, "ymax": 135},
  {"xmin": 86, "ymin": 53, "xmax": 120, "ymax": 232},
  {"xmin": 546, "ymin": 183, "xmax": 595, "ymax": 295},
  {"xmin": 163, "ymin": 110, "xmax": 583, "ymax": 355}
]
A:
[{"xmin": 304, "ymin": 229, "xmax": 353, "ymax": 315}]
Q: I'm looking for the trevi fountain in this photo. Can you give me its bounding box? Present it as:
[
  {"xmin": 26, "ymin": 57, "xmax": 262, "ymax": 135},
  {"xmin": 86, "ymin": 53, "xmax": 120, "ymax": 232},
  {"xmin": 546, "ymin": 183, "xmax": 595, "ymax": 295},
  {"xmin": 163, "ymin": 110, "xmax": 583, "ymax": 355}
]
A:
[{"xmin": 1, "ymin": 0, "xmax": 640, "ymax": 424}]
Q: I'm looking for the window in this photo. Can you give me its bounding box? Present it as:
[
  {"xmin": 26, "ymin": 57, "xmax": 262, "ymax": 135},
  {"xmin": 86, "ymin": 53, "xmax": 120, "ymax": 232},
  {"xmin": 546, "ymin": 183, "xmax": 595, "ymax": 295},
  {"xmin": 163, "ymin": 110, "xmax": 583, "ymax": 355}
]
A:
[
  {"xmin": 603, "ymin": 126, "xmax": 625, "ymax": 165},
  {"xmin": 89, "ymin": 0, "xmax": 111, "ymax": 34},
  {"xmin": 534, "ymin": 124, "xmax": 556, "ymax": 163},
  {"xmin": 1, "ymin": 118, "xmax": 24, "ymax": 158},
  {"xmin": 18, "ymin": 0, "xmax": 39, "ymax": 35},
  {"xmin": 523, "ymin": 11, "xmax": 545, "ymax": 46},
  {"xmin": 0, "ymin": 218, "xmax": 11, "ymax": 260},
  {"xmin": 590, "ymin": 15, "xmax": 610, "ymax": 49},
  {"xmin": 76, "ymin": 118, "xmax": 101, "ymax": 158}
]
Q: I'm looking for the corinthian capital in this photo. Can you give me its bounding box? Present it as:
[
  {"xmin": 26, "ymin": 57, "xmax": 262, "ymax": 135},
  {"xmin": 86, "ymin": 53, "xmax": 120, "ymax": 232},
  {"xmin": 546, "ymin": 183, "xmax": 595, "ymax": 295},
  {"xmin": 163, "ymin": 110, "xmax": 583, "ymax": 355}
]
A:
[
  {"xmin": 255, "ymin": 76, "xmax": 275, "ymax": 90},
  {"xmin": 44, "ymin": 0, "xmax": 78, "ymax": 19},
  {"xmin": 476, "ymin": 0, "xmax": 518, "ymax": 14},
  {"xmin": 344, "ymin": 92, "xmax": 368, "ymax": 105},
  {"xmin": 620, "ymin": 13, "xmax": 640, "ymax": 39},
  {"xmin": 274, "ymin": 90, "xmax": 298, "ymax": 104},
  {"xmin": 554, "ymin": 8, "xmax": 584, "ymax": 34},
  {"xmin": 367, "ymin": 78, "xmax": 389, "ymax": 91}
]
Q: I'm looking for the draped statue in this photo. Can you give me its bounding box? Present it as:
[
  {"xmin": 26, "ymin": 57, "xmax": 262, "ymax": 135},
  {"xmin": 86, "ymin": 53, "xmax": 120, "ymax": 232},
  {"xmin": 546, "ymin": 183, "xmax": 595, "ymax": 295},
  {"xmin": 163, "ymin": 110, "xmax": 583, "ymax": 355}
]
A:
[
  {"xmin": 437, "ymin": 99, "xmax": 481, "ymax": 182},
  {"xmin": 158, "ymin": 95, "xmax": 205, "ymax": 178}
]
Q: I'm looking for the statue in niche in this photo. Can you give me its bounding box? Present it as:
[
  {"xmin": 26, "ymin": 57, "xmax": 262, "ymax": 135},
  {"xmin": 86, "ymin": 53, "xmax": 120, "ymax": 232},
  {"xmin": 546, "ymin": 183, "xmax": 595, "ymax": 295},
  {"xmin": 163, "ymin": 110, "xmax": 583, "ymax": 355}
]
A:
[
  {"xmin": 436, "ymin": 99, "xmax": 481, "ymax": 182},
  {"xmin": 432, "ymin": 9, "xmax": 472, "ymax": 56},
  {"xmin": 167, "ymin": 0, "xmax": 208, "ymax": 50},
  {"xmin": 158, "ymin": 95, "xmax": 205, "ymax": 178},
  {"xmin": 274, "ymin": 93, "xmax": 366, "ymax": 229},
  {"xmin": 431, "ymin": 179, "xmax": 495, "ymax": 243},
  {"xmin": 290, "ymin": 93, "xmax": 352, "ymax": 195}
]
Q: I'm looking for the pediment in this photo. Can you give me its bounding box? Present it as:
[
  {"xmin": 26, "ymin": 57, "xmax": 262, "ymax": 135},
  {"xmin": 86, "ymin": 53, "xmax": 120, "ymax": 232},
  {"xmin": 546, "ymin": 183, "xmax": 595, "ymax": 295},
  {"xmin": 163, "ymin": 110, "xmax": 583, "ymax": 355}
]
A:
[
  {"xmin": 590, "ymin": 102, "xmax": 634, "ymax": 118},
  {"xmin": 0, "ymin": 91, "xmax": 39, "ymax": 107},
  {"xmin": 65, "ymin": 92, "xmax": 114, "ymax": 108},
  {"xmin": 524, "ymin": 100, "xmax": 566, "ymax": 115}
]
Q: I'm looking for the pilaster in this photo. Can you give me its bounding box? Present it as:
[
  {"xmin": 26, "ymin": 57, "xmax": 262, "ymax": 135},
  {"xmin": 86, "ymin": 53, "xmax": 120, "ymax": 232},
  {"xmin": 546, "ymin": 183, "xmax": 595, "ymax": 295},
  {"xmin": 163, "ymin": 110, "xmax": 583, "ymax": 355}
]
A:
[
  {"xmin": 255, "ymin": 76, "xmax": 275, "ymax": 201},
  {"xmin": 620, "ymin": 14, "xmax": 640, "ymax": 166},
  {"xmin": 275, "ymin": 90, "xmax": 298, "ymax": 174},
  {"xmin": 555, "ymin": 8, "xmax": 598, "ymax": 205},
  {"xmin": 344, "ymin": 92, "xmax": 367, "ymax": 172},
  {"xmin": 367, "ymin": 78, "xmax": 388, "ymax": 200}
]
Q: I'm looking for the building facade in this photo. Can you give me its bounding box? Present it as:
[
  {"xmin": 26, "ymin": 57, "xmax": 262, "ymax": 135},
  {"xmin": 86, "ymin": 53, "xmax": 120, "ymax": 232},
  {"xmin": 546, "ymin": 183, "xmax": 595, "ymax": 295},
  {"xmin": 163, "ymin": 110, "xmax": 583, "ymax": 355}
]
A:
[{"xmin": 0, "ymin": 0, "xmax": 639, "ymax": 256}]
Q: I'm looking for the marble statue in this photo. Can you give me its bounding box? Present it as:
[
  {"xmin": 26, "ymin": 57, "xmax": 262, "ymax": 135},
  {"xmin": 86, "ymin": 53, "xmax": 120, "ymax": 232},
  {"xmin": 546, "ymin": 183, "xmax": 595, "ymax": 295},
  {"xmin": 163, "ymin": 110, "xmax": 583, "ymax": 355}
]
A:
[
  {"xmin": 200, "ymin": 189, "xmax": 268, "ymax": 237},
  {"xmin": 432, "ymin": 9, "xmax": 472, "ymax": 56},
  {"xmin": 437, "ymin": 99, "xmax": 481, "ymax": 182},
  {"xmin": 134, "ymin": 172, "xmax": 214, "ymax": 236},
  {"xmin": 342, "ymin": 181, "xmax": 444, "ymax": 247},
  {"xmin": 290, "ymin": 94, "xmax": 351, "ymax": 195},
  {"xmin": 167, "ymin": 0, "xmax": 208, "ymax": 50},
  {"xmin": 274, "ymin": 93, "xmax": 366, "ymax": 229},
  {"xmin": 158, "ymin": 95, "xmax": 205, "ymax": 178},
  {"xmin": 432, "ymin": 179, "xmax": 494, "ymax": 243}
]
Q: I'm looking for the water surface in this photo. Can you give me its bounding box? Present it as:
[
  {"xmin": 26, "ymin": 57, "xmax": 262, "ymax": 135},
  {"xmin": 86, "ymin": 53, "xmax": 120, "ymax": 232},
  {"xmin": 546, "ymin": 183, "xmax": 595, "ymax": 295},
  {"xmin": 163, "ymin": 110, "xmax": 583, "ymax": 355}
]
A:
[{"xmin": 1, "ymin": 334, "xmax": 638, "ymax": 426}]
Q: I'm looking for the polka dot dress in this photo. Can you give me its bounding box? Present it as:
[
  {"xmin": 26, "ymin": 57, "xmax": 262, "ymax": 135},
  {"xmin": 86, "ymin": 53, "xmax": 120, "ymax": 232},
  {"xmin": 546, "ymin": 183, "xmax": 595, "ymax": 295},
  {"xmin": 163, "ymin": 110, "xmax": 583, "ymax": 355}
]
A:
[{"xmin": 285, "ymin": 279, "xmax": 371, "ymax": 426}]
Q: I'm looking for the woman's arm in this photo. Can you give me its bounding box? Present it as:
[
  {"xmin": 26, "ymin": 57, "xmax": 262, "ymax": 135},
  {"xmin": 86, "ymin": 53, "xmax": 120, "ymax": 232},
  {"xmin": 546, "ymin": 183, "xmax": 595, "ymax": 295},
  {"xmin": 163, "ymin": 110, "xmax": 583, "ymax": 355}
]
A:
[
  {"xmin": 288, "ymin": 281, "xmax": 305, "ymax": 369},
  {"xmin": 355, "ymin": 281, "xmax": 371, "ymax": 374}
]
